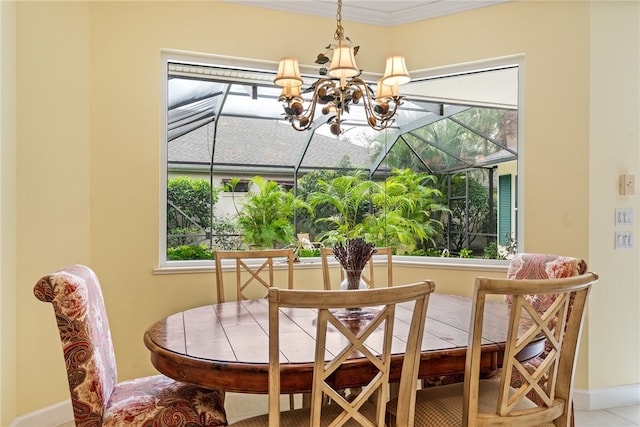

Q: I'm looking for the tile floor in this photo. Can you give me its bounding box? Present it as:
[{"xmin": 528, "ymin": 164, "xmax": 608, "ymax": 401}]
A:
[
  {"xmin": 574, "ymin": 404, "xmax": 640, "ymax": 427},
  {"xmin": 225, "ymin": 392, "xmax": 640, "ymax": 426}
]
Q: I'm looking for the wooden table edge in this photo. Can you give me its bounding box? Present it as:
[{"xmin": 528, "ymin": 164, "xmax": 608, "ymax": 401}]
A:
[{"xmin": 144, "ymin": 329, "xmax": 509, "ymax": 394}]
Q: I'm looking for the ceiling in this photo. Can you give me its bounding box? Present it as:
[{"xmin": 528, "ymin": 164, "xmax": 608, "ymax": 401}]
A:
[{"xmin": 223, "ymin": 0, "xmax": 509, "ymax": 26}]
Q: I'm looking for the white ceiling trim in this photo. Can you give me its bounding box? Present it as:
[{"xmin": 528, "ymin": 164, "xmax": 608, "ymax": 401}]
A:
[{"xmin": 223, "ymin": 0, "xmax": 510, "ymax": 26}]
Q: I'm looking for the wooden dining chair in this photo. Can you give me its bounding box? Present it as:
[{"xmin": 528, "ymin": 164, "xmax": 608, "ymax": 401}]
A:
[
  {"xmin": 214, "ymin": 248, "xmax": 297, "ymax": 408},
  {"xmin": 214, "ymin": 248, "xmax": 294, "ymax": 303},
  {"xmin": 423, "ymin": 253, "xmax": 588, "ymax": 403},
  {"xmin": 34, "ymin": 265, "xmax": 228, "ymax": 427},
  {"xmin": 503, "ymin": 252, "xmax": 587, "ymax": 419},
  {"xmin": 229, "ymin": 280, "xmax": 436, "ymax": 427},
  {"xmin": 320, "ymin": 246, "xmax": 393, "ymax": 290},
  {"xmin": 387, "ymin": 272, "xmax": 598, "ymax": 427}
]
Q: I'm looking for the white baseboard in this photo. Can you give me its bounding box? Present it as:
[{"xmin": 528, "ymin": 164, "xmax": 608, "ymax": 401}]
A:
[
  {"xmin": 10, "ymin": 399, "xmax": 73, "ymax": 427},
  {"xmin": 574, "ymin": 384, "xmax": 640, "ymax": 411}
]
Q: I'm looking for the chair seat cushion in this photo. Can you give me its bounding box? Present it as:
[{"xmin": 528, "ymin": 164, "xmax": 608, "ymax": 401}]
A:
[
  {"xmin": 103, "ymin": 375, "xmax": 227, "ymax": 427},
  {"xmin": 387, "ymin": 380, "xmax": 555, "ymax": 426},
  {"xmin": 229, "ymin": 400, "xmax": 377, "ymax": 426}
]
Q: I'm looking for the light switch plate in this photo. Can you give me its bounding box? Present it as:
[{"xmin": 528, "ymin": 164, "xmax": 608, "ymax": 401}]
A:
[
  {"xmin": 615, "ymin": 231, "xmax": 634, "ymax": 249},
  {"xmin": 615, "ymin": 208, "xmax": 634, "ymax": 226}
]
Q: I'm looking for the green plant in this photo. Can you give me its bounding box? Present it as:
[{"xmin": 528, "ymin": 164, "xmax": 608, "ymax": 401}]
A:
[
  {"xmin": 366, "ymin": 168, "xmax": 447, "ymax": 253},
  {"xmin": 210, "ymin": 215, "xmax": 243, "ymax": 250},
  {"xmin": 483, "ymin": 241, "xmax": 499, "ymax": 259},
  {"xmin": 167, "ymin": 244, "xmax": 214, "ymax": 260},
  {"xmin": 295, "ymin": 161, "xmax": 353, "ymax": 237},
  {"xmin": 167, "ymin": 226, "xmax": 205, "ymax": 247},
  {"xmin": 502, "ymin": 232, "xmax": 518, "ymax": 257},
  {"xmin": 437, "ymin": 171, "xmax": 491, "ymax": 252},
  {"xmin": 423, "ymin": 248, "xmax": 441, "ymax": 257},
  {"xmin": 458, "ymin": 248, "xmax": 473, "ymax": 258},
  {"xmin": 167, "ymin": 176, "xmax": 223, "ymax": 251},
  {"xmin": 307, "ymin": 171, "xmax": 378, "ymax": 245},
  {"xmin": 167, "ymin": 176, "xmax": 220, "ymax": 230},
  {"xmin": 306, "ymin": 168, "xmax": 446, "ymax": 253},
  {"xmin": 482, "ymin": 233, "xmax": 516, "ymax": 260},
  {"xmin": 234, "ymin": 176, "xmax": 308, "ymax": 249},
  {"xmin": 298, "ymin": 248, "xmax": 320, "ymax": 258}
]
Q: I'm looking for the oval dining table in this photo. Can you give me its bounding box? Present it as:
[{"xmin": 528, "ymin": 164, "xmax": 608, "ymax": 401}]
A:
[{"xmin": 144, "ymin": 293, "xmax": 543, "ymax": 394}]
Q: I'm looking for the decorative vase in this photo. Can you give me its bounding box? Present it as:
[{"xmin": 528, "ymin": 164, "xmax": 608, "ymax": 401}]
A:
[{"xmin": 340, "ymin": 269, "xmax": 368, "ymax": 291}]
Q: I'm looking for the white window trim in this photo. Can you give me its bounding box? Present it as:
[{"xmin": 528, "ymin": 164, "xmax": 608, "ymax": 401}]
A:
[{"xmin": 157, "ymin": 50, "xmax": 524, "ymax": 272}]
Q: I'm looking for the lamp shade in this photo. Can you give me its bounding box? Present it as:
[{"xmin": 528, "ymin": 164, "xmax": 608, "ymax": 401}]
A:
[
  {"xmin": 274, "ymin": 57, "xmax": 303, "ymax": 87},
  {"xmin": 382, "ymin": 56, "xmax": 410, "ymax": 86},
  {"xmin": 328, "ymin": 44, "xmax": 359, "ymax": 79},
  {"xmin": 279, "ymin": 83, "xmax": 303, "ymax": 102},
  {"xmin": 375, "ymin": 79, "xmax": 398, "ymax": 101}
]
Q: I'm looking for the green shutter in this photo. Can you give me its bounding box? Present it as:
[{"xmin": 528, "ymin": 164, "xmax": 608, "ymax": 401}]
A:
[{"xmin": 498, "ymin": 175, "xmax": 512, "ymax": 245}]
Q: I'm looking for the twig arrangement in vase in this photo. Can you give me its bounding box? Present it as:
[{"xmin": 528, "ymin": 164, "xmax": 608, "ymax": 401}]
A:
[{"xmin": 333, "ymin": 238, "xmax": 377, "ymax": 290}]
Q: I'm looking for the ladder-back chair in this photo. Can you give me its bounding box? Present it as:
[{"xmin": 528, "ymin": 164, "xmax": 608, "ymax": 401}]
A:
[
  {"xmin": 214, "ymin": 248, "xmax": 294, "ymax": 303},
  {"xmin": 230, "ymin": 281, "xmax": 436, "ymax": 427},
  {"xmin": 387, "ymin": 272, "xmax": 598, "ymax": 426}
]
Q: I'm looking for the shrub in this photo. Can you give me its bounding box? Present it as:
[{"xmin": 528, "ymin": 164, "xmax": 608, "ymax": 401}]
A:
[
  {"xmin": 167, "ymin": 244, "xmax": 214, "ymax": 260},
  {"xmin": 298, "ymin": 248, "xmax": 321, "ymax": 258}
]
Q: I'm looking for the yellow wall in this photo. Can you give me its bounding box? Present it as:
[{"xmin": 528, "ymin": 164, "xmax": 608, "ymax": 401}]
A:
[
  {"xmin": 0, "ymin": 1, "xmax": 17, "ymax": 425},
  {"xmin": 588, "ymin": 1, "xmax": 640, "ymax": 390},
  {"xmin": 14, "ymin": 1, "xmax": 92, "ymax": 414},
  {"xmin": 1, "ymin": 0, "xmax": 638, "ymax": 421}
]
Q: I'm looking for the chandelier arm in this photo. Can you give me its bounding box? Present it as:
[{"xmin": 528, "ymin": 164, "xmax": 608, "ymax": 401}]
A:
[
  {"xmin": 346, "ymin": 79, "xmax": 398, "ymax": 131},
  {"xmin": 363, "ymin": 100, "xmax": 394, "ymax": 131},
  {"xmin": 285, "ymin": 78, "xmax": 337, "ymax": 131},
  {"xmin": 289, "ymin": 102, "xmax": 316, "ymax": 131},
  {"xmin": 348, "ymin": 79, "xmax": 381, "ymax": 129}
]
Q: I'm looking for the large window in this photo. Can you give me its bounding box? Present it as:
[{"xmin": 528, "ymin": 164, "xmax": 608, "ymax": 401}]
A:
[{"xmin": 160, "ymin": 52, "xmax": 521, "ymax": 266}]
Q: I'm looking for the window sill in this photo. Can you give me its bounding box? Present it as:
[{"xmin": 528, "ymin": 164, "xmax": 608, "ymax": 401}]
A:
[{"xmin": 153, "ymin": 256, "xmax": 509, "ymax": 275}]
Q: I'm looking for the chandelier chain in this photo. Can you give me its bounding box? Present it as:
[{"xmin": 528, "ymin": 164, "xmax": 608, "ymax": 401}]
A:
[{"xmin": 334, "ymin": 0, "xmax": 345, "ymax": 42}]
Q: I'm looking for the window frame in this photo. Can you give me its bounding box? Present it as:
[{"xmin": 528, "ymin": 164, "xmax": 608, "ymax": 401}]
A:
[{"xmin": 157, "ymin": 50, "xmax": 524, "ymax": 271}]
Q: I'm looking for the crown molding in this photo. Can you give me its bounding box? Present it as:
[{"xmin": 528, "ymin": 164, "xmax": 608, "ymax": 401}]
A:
[{"xmin": 223, "ymin": 1, "xmax": 510, "ymax": 26}]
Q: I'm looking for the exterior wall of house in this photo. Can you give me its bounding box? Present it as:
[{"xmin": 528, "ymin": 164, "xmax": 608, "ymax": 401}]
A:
[
  {"xmin": 2, "ymin": 0, "xmax": 638, "ymax": 420},
  {"xmin": 497, "ymin": 160, "xmax": 518, "ymax": 250}
]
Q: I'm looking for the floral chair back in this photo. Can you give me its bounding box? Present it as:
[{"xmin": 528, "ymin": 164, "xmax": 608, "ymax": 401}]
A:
[
  {"xmin": 505, "ymin": 253, "xmax": 587, "ymax": 343},
  {"xmin": 34, "ymin": 265, "xmax": 117, "ymax": 422},
  {"xmin": 34, "ymin": 265, "xmax": 227, "ymax": 426},
  {"xmin": 507, "ymin": 252, "xmax": 587, "ymax": 280}
]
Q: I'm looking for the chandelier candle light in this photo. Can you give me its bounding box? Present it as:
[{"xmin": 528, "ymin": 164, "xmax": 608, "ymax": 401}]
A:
[{"xmin": 274, "ymin": 0, "xmax": 410, "ymax": 135}]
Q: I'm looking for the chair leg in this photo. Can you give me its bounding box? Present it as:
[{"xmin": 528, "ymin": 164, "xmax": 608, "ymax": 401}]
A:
[
  {"xmin": 389, "ymin": 382, "xmax": 400, "ymax": 400},
  {"xmin": 288, "ymin": 393, "xmax": 295, "ymax": 409},
  {"xmin": 302, "ymin": 392, "xmax": 312, "ymax": 408}
]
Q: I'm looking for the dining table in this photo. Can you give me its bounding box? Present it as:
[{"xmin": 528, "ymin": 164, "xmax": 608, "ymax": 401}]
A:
[{"xmin": 144, "ymin": 293, "xmax": 544, "ymax": 394}]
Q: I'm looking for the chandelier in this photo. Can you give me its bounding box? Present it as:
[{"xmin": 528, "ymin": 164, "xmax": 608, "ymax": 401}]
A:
[{"xmin": 273, "ymin": 0, "xmax": 410, "ymax": 135}]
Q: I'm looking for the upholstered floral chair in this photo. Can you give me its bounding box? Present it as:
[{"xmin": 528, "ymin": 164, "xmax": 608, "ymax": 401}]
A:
[{"xmin": 34, "ymin": 265, "xmax": 228, "ymax": 427}]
